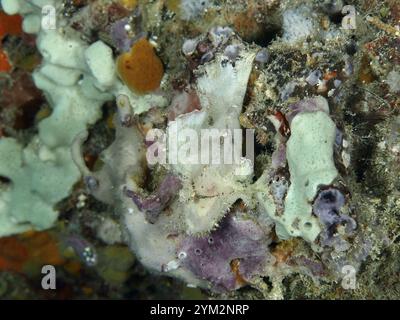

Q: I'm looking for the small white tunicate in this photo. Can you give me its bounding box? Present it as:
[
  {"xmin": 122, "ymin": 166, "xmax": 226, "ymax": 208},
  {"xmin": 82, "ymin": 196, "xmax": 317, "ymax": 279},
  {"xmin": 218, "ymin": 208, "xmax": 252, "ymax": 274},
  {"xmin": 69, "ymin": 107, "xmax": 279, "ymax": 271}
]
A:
[
  {"xmin": 255, "ymin": 48, "xmax": 269, "ymax": 64},
  {"xmin": 306, "ymin": 70, "xmax": 322, "ymax": 86},
  {"xmin": 84, "ymin": 176, "xmax": 99, "ymax": 192},
  {"xmin": 341, "ymin": 150, "xmax": 351, "ymax": 168},
  {"xmin": 224, "ymin": 44, "xmax": 240, "ymax": 60},
  {"xmin": 182, "ymin": 38, "xmax": 198, "ymax": 56}
]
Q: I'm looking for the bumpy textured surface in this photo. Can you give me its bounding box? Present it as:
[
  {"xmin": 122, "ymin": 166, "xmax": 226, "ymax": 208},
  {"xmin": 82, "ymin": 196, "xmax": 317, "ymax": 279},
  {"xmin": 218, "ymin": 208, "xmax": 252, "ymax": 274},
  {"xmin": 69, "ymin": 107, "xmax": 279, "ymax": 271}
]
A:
[{"xmin": 0, "ymin": 0, "xmax": 400, "ymax": 300}]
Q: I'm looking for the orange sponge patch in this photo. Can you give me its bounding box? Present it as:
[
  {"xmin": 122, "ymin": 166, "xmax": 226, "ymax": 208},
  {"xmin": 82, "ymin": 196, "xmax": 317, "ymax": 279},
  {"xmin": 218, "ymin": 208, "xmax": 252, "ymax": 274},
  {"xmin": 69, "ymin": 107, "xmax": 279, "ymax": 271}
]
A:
[{"xmin": 117, "ymin": 38, "xmax": 164, "ymax": 94}]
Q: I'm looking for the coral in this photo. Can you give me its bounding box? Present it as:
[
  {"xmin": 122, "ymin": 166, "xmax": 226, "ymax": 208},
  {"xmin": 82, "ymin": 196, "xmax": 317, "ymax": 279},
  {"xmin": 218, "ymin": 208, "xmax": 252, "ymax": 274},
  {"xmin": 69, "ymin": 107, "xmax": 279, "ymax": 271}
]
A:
[
  {"xmin": 59, "ymin": 21, "xmax": 364, "ymax": 293},
  {"xmin": 117, "ymin": 38, "xmax": 164, "ymax": 94}
]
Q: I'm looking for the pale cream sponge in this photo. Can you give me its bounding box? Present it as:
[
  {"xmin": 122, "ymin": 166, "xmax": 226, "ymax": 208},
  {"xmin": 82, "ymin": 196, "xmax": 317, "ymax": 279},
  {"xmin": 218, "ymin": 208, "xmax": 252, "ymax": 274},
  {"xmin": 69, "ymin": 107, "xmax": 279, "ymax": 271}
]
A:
[{"xmin": 0, "ymin": 0, "xmax": 166, "ymax": 236}]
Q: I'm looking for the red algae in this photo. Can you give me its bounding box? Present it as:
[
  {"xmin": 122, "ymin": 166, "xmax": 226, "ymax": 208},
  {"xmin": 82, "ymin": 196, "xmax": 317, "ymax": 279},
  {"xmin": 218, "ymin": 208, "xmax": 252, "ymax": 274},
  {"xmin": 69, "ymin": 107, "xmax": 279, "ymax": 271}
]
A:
[
  {"xmin": 0, "ymin": 12, "xmax": 23, "ymax": 73},
  {"xmin": 0, "ymin": 231, "xmax": 64, "ymax": 273}
]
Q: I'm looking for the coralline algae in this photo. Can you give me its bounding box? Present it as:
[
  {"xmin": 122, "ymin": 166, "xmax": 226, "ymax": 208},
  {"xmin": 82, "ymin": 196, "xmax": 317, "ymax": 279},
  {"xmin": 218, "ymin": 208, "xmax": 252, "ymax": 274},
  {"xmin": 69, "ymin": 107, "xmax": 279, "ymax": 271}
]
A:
[{"xmin": 178, "ymin": 213, "xmax": 273, "ymax": 292}]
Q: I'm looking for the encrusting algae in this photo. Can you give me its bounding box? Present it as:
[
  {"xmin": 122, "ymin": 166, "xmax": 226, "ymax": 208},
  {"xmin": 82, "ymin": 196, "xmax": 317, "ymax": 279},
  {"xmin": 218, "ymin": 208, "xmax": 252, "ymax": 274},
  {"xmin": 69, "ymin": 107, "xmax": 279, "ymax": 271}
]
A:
[
  {"xmin": 117, "ymin": 38, "xmax": 164, "ymax": 94},
  {"xmin": 0, "ymin": 11, "xmax": 22, "ymax": 72}
]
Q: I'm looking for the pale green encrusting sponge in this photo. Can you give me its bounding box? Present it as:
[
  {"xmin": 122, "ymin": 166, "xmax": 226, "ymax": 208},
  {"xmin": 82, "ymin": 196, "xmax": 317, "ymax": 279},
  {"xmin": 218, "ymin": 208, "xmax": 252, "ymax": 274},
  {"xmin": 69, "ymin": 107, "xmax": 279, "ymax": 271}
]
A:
[
  {"xmin": 281, "ymin": 110, "xmax": 338, "ymax": 241},
  {"xmin": 257, "ymin": 97, "xmax": 338, "ymax": 243},
  {"xmin": 0, "ymin": 138, "xmax": 81, "ymax": 236}
]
